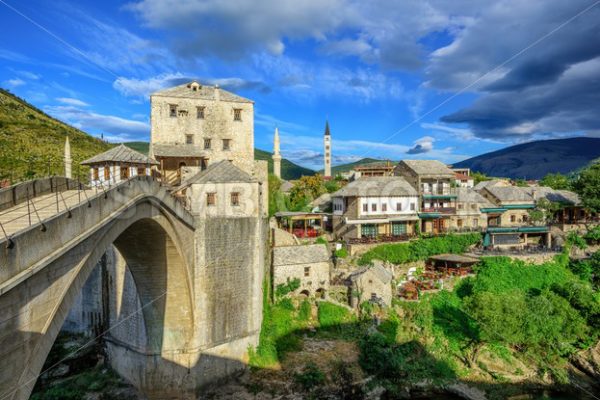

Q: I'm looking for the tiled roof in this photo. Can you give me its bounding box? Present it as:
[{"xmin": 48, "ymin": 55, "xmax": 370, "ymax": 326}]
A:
[
  {"xmin": 331, "ymin": 176, "xmax": 417, "ymax": 197},
  {"xmin": 354, "ymin": 161, "xmax": 395, "ymax": 170},
  {"xmin": 347, "ymin": 262, "xmax": 392, "ymax": 284},
  {"xmin": 456, "ymin": 188, "xmax": 496, "ymax": 207},
  {"xmin": 273, "ymin": 244, "xmax": 330, "ymax": 266},
  {"xmin": 473, "ymin": 179, "xmax": 508, "ymax": 191},
  {"xmin": 455, "ymin": 173, "xmax": 471, "ymax": 180},
  {"xmin": 152, "ymin": 81, "xmax": 253, "ymax": 103},
  {"xmin": 151, "ymin": 144, "xmax": 205, "ymax": 158},
  {"xmin": 177, "ymin": 160, "xmax": 254, "ymax": 189},
  {"xmin": 523, "ymin": 186, "xmax": 581, "ymax": 205},
  {"xmin": 81, "ymin": 144, "xmax": 158, "ymax": 165},
  {"xmin": 400, "ymin": 160, "xmax": 455, "ymax": 177},
  {"xmin": 485, "ymin": 186, "xmax": 534, "ymax": 202}
]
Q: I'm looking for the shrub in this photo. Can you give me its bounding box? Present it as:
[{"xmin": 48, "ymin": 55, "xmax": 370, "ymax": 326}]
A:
[
  {"xmin": 584, "ymin": 226, "xmax": 600, "ymax": 244},
  {"xmin": 358, "ymin": 233, "xmax": 481, "ymax": 265},
  {"xmin": 298, "ymin": 299, "xmax": 312, "ymax": 322},
  {"xmin": 334, "ymin": 247, "xmax": 348, "ymax": 259},
  {"xmin": 315, "ymin": 236, "xmax": 327, "ymax": 245},
  {"xmin": 318, "ymin": 302, "xmax": 354, "ymax": 328},
  {"xmin": 294, "ymin": 362, "xmax": 326, "ymax": 391},
  {"xmin": 567, "ymin": 232, "xmax": 588, "ymax": 249},
  {"xmin": 275, "ymin": 278, "xmax": 301, "ymax": 298}
]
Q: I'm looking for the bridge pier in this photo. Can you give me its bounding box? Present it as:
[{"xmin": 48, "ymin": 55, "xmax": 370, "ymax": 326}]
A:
[{"xmin": 0, "ymin": 178, "xmax": 267, "ymax": 400}]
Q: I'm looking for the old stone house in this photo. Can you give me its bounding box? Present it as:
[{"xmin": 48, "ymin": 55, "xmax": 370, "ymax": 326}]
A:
[
  {"xmin": 346, "ymin": 262, "xmax": 393, "ymax": 307},
  {"xmin": 149, "ymin": 81, "xmax": 255, "ymax": 185},
  {"xmin": 81, "ymin": 144, "xmax": 158, "ymax": 186},
  {"xmin": 331, "ymin": 176, "xmax": 419, "ymax": 241},
  {"xmin": 448, "ymin": 188, "xmax": 494, "ymax": 231},
  {"xmin": 395, "ymin": 160, "xmax": 457, "ymax": 234},
  {"xmin": 272, "ymin": 243, "xmax": 330, "ymax": 298}
]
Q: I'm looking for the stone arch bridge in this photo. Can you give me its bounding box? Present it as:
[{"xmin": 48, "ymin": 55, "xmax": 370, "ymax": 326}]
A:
[{"xmin": 0, "ymin": 176, "xmax": 266, "ymax": 400}]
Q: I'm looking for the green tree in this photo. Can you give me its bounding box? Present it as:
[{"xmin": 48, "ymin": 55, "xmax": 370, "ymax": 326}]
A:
[
  {"xmin": 471, "ymin": 171, "xmax": 489, "ymax": 185},
  {"xmin": 540, "ymin": 172, "xmax": 571, "ymax": 190},
  {"xmin": 572, "ymin": 161, "xmax": 600, "ymax": 213},
  {"xmin": 289, "ymin": 174, "xmax": 326, "ymax": 210},
  {"xmin": 528, "ymin": 198, "xmax": 560, "ymax": 225}
]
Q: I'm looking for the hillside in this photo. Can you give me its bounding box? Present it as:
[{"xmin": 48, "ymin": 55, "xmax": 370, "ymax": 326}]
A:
[
  {"xmin": 454, "ymin": 137, "xmax": 600, "ymax": 179},
  {"xmin": 318, "ymin": 157, "xmax": 383, "ymax": 176},
  {"xmin": 122, "ymin": 143, "xmax": 314, "ymax": 180},
  {"xmin": 0, "ymin": 89, "xmax": 111, "ymax": 182}
]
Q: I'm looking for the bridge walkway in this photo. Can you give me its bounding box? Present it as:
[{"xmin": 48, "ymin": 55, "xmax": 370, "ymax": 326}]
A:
[{"xmin": 0, "ymin": 188, "xmax": 99, "ymax": 238}]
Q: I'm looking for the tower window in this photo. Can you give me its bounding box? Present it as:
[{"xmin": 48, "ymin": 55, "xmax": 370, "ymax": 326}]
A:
[
  {"xmin": 396, "ymin": 203, "xmax": 402, "ymax": 211},
  {"xmin": 410, "ymin": 203, "xmax": 415, "ymax": 211},
  {"xmin": 233, "ymin": 108, "xmax": 242, "ymax": 121},
  {"xmin": 104, "ymin": 165, "xmax": 110, "ymax": 180},
  {"xmin": 222, "ymin": 139, "xmax": 231, "ymax": 150},
  {"xmin": 169, "ymin": 104, "xmax": 178, "ymax": 117},
  {"xmin": 363, "ymin": 204, "xmax": 368, "ymax": 212},
  {"xmin": 382, "ymin": 203, "xmax": 387, "ymax": 212},
  {"xmin": 372, "ymin": 204, "xmax": 377, "ymax": 212},
  {"xmin": 304, "ymin": 267, "xmax": 310, "ymax": 277},
  {"xmin": 231, "ymin": 192, "xmax": 240, "ymax": 206},
  {"xmin": 207, "ymin": 192, "xmax": 216, "ymax": 206},
  {"xmin": 93, "ymin": 167, "xmax": 99, "ymax": 181},
  {"xmin": 186, "ymin": 134, "xmax": 193, "ymax": 144},
  {"xmin": 197, "ymin": 106, "xmax": 205, "ymax": 119},
  {"xmin": 137, "ymin": 166, "xmax": 145, "ymax": 176},
  {"xmin": 204, "ymin": 138, "xmax": 212, "ymax": 150}
]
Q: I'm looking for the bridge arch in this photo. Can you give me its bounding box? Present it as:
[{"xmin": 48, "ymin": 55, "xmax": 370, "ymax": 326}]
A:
[{"xmin": 2, "ymin": 198, "xmax": 196, "ymax": 400}]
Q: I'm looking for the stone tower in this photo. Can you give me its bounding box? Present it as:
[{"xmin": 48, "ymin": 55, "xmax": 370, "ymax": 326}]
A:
[
  {"xmin": 323, "ymin": 120, "xmax": 331, "ymax": 178},
  {"xmin": 272, "ymin": 127, "xmax": 282, "ymax": 179},
  {"xmin": 64, "ymin": 136, "xmax": 72, "ymax": 179}
]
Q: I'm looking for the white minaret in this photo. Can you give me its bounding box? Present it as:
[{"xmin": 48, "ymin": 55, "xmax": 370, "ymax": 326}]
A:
[
  {"xmin": 272, "ymin": 127, "xmax": 282, "ymax": 179},
  {"xmin": 323, "ymin": 120, "xmax": 331, "ymax": 178},
  {"xmin": 64, "ymin": 136, "xmax": 72, "ymax": 179}
]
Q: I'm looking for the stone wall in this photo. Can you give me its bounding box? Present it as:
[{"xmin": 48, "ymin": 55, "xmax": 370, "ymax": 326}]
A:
[{"xmin": 150, "ymin": 89, "xmax": 255, "ymax": 172}]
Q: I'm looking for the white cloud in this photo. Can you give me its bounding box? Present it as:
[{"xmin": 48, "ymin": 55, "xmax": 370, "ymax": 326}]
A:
[
  {"xmin": 3, "ymin": 78, "xmax": 25, "ymax": 88},
  {"xmin": 44, "ymin": 105, "xmax": 149, "ymax": 138},
  {"xmin": 56, "ymin": 97, "xmax": 90, "ymax": 107},
  {"xmin": 113, "ymin": 72, "xmax": 186, "ymax": 98}
]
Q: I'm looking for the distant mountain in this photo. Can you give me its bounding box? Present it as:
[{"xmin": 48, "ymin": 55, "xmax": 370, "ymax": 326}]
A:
[
  {"xmin": 0, "ymin": 88, "xmax": 111, "ymax": 182},
  {"xmin": 122, "ymin": 143, "xmax": 314, "ymax": 181},
  {"xmin": 453, "ymin": 137, "xmax": 600, "ymax": 179},
  {"xmin": 254, "ymin": 148, "xmax": 314, "ymax": 180},
  {"xmin": 318, "ymin": 158, "xmax": 384, "ymax": 176}
]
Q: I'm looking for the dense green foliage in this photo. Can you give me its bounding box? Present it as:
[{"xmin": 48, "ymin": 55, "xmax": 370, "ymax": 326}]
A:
[
  {"xmin": 294, "ymin": 362, "xmax": 326, "ymax": 391},
  {"xmin": 572, "ymin": 161, "xmax": 600, "ymax": 213},
  {"xmin": 275, "ymin": 278, "xmax": 301, "ymax": 298},
  {"xmin": 540, "ymin": 172, "xmax": 572, "ymax": 190},
  {"xmin": 584, "ymin": 225, "xmax": 600, "ymax": 244},
  {"xmin": 0, "ymin": 89, "xmax": 111, "ymax": 183},
  {"xmin": 358, "ymin": 233, "xmax": 482, "ymax": 265},
  {"xmin": 412, "ymin": 256, "xmax": 597, "ymax": 378}
]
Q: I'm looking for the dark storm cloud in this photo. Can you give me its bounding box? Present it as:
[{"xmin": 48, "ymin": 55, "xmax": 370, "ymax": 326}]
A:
[
  {"xmin": 441, "ymin": 58, "xmax": 600, "ymax": 139},
  {"xmin": 406, "ymin": 144, "xmax": 430, "ymax": 154},
  {"xmin": 432, "ymin": 0, "xmax": 600, "ymax": 140}
]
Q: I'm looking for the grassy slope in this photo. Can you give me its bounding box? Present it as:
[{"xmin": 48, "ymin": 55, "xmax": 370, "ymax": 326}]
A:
[{"xmin": 0, "ymin": 89, "xmax": 111, "ymax": 181}]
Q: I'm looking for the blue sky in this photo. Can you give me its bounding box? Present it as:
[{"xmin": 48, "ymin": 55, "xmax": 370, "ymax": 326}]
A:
[{"xmin": 1, "ymin": 0, "xmax": 599, "ymax": 170}]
